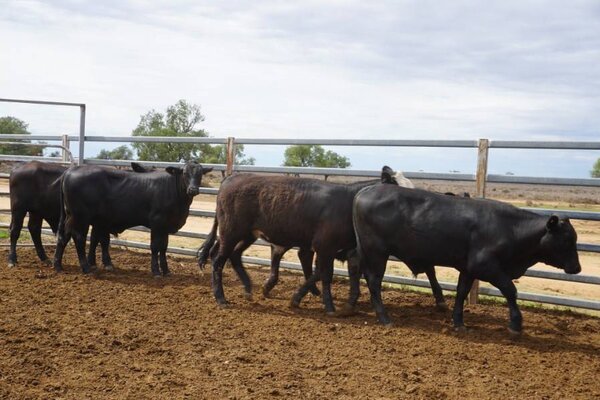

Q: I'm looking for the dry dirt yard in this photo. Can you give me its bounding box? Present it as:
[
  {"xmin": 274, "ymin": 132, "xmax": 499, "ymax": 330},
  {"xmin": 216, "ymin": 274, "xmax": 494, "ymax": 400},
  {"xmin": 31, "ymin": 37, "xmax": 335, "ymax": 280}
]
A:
[
  {"xmin": 0, "ymin": 168, "xmax": 599, "ymax": 399},
  {"xmin": 0, "ymin": 247, "xmax": 599, "ymax": 399}
]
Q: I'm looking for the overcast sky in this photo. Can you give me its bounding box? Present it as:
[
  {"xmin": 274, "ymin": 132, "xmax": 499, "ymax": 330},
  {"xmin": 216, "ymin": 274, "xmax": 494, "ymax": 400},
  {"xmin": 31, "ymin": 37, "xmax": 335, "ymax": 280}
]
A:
[{"xmin": 1, "ymin": 1, "xmax": 599, "ymax": 177}]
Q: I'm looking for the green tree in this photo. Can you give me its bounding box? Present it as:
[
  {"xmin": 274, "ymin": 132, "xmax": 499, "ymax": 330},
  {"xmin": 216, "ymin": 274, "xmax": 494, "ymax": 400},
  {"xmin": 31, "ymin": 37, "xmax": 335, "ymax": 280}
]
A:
[
  {"xmin": 131, "ymin": 99, "xmax": 254, "ymax": 165},
  {"xmin": 96, "ymin": 145, "xmax": 134, "ymax": 160},
  {"xmin": 283, "ymin": 145, "xmax": 350, "ymax": 168},
  {"xmin": 592, "ymin": 158, "xmax": 600, "ymax": 178},
  {"xmin": 0, "ymin": 116, "xmax": 43, "ymax": 156}
]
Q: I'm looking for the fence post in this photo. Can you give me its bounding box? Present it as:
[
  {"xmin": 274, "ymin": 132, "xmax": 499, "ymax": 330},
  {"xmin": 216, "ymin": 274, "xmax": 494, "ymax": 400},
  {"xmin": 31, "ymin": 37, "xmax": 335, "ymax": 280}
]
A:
[
  {"xmin": 226, "ymin": 137, "xmax": 235, "ymax": 176},
  {"xmin": 469, "ymin": 138, "xmax": 489, "ymax": 305},
  {"xmin": 78, "ymin": 105, "xmax": 86, "ymax": 165},
  {"xmin": 61, "ymin": 134, "xmax": 70, "ymax": 163}
]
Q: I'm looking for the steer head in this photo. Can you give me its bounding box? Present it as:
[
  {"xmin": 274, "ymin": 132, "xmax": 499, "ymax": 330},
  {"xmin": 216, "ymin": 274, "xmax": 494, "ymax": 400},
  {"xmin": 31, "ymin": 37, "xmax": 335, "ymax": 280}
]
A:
[
  {"xmin": 381, "ymin": 166, "xmax": 398, "ymax": 185},
  {"xmin": 539, "ymin": 215, "xmax": 581, "ymax": 274},
  {"xmin": 381, "ymin": 166, "xmax": 414, "ymax": 188},
  {"xmin": 166, "ymin": 161, "xmax": 213, "ymax": 196}
]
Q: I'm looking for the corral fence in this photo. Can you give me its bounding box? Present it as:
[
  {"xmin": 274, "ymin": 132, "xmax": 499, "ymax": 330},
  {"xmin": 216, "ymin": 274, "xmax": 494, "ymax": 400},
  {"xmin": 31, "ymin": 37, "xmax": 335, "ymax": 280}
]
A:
[{"xmin": 1, "ymin": 98, "xmax": 600, "ymax": 311}]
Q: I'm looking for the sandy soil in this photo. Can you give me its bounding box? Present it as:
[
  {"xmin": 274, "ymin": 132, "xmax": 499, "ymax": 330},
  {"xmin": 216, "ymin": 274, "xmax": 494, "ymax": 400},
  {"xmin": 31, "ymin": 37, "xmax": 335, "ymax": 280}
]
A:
[{"xmin": 0, "ymin": 247, "xmax": 599, "ymax": 400}]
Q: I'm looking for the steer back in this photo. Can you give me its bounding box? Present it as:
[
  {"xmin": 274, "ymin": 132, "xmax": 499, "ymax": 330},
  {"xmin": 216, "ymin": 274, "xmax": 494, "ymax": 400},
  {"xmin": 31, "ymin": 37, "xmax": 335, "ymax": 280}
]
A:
[
  {"xmin": 9, "ymin": 161, "xmax": 66, "ymax": 232},
  {"xmin": 60, "ymin": 162, "xmax": 212, "ymax": 235},
  {"xmin": 197, "ymin": 166, "xmax": 400, "ymax": 268}
]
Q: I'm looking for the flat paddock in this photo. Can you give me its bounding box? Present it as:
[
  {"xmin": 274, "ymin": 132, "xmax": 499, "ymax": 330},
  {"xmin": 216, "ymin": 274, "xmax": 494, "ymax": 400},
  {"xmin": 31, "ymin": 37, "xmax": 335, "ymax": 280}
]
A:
[{"xmin": 0, "ymin": 247, "xmax": 599, "ymax": 399}]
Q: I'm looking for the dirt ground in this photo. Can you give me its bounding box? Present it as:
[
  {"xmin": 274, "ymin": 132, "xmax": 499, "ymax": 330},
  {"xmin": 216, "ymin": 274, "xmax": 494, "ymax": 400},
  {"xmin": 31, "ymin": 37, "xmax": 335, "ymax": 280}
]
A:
[{"xmin": 0, "ymin": 247, "xmax": 599, "ymax": 399}]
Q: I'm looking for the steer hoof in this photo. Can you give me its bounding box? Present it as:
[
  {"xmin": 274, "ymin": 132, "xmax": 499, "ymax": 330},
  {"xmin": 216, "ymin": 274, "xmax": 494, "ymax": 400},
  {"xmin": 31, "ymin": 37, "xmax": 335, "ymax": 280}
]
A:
[
  {"xmin": 7, "ymin": 262, "xmax": 16, "ymax": 268},
  {"xmin": 244, "ymin": 292, "xmax": 253, "ymax": 301},
  {"xmin": 43, "ymin": 259, "xmax": 53, "ymax": 267},
  {"xmin": 337, "ymin": 304, "xmax": 357, "ymax": 317},
  {"xmin": 153, "ymin": 274, "xmax": 162, "ymax": 279},
  {"xmin": 217, "ymin": 301, "xmax": 229, "ymax": 309},
  {"xmin": 454, "ymin": 325, "xmax": 468, "ymax": 334},
  {"xmin": 289, "ymin": 298, "xmax": 301, "ymax": 309},
  {"xmin": 435, "ymin": 302, "xmax": 449, "ymax": 311},
  {"xmin": 262, "ymin": 287, "xmax": 272, "ymax": 299},
  {"xmin": 508, "ymin": 327, "xmax": 522, "ymax": 339},
  {"xmin": 326, "ymin": 311, "xmax": 337, "ymax": 317},
  {"xmin": 104, "ymin": 264, "xmax": 115, "ymax": 272}
]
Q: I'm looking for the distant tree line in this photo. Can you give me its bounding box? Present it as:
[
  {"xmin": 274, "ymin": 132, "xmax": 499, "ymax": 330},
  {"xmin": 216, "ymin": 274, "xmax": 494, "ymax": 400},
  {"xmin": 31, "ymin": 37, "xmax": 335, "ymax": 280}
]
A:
[
  {"xmin": 0, "ymin": 116, "xmax": 44, "ymax": 156},
  {"xmin": 93, "ymin": 99, "xmax": 350, "ymax": 168},
  {"xmin": 5, "ymin": 105, "xmax": 600, "ymax": 176},
  {"xmin": 2, "ymin": 99, "xmax": 351, "ymax": 169}
]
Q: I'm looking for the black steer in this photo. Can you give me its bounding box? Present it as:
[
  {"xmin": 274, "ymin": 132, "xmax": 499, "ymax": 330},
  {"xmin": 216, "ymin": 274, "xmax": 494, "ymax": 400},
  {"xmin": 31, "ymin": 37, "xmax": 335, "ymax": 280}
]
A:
[
  {"xmin": 351, "ymin": 185, "xmax": 581, "ymax": 334},
  {"xmin": 53, "ymin": 161, "xmax": 212, "ymax": 275},
  {"xmin": 7, "ymin": 161, "xmax": 146, "ymax": 269}
]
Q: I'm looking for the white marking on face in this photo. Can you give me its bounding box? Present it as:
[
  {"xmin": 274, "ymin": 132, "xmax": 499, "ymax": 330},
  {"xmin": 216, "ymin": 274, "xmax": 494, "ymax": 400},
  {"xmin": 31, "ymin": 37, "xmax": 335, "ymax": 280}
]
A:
[{"xmin": 395, "ymin": 171, "xmax": 415, "ymax": 188}]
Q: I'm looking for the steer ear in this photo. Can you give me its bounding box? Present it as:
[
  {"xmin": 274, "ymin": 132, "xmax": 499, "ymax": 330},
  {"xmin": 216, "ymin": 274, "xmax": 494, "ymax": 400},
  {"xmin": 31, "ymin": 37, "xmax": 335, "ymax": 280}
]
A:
[
  {"xmin": 131, "ymin": 162, "xmax": 147, "ymax": 172},
  {"xmin": 202, "ymin": 167, "xmax": 213, "ymax": 175},
  {"xmin": 381, "ymin": 166, "xmax": 396, "ymax": 184},
  {"xmin": 546, "ymin": 215, "xmax": 559, "ymax": 231},
  {"xmin": 166, "ymin": 166, "xmax": 183, "ymax": 175}
]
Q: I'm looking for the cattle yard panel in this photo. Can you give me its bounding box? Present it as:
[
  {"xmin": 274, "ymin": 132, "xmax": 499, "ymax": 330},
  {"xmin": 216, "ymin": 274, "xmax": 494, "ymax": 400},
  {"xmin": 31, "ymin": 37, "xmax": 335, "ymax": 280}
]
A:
[
  {"xmin": 0, "ymin": 98, "xmax": 86, "ymax": 165},
  {"xmin": 1, "ymin": 98, "xmax": 599, "ymax": 310}
]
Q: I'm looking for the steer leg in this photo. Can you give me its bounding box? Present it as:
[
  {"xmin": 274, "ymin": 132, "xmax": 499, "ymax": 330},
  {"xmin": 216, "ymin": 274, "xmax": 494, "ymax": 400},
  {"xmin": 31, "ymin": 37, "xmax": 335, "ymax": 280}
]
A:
[
  {"xmin": 290, "ymin": 266, "xmax": 321, "ymax": 308},
  {"xmin": 53, "ymin": 230, "xmax": 71, "ymax": 272},
  {"xmin": 318, "ymin": 254, "xmax": 337, "ymax": 315},
  {"xmin": 298, "ymin": 247, "xmax": 320, "ymax": 296},
  {"xmin": 452, "ymin": 272, "xmax": 475, "ymax": 331},
  {"xmin": 365, "ymin": 255, "xmax": 391, "ymax": 326},
  {"xmin": 425, "ymin": 267, "xmax": 447, "ymax": 310},
  {"xmin": 491, "ymin": 275, "xmax": 522, "ymax": 335},
  {"xmin": 211, "ymin": 239, "xmax": 238, "ymax": 306},
  {"xmin": 8, "ymin": 209, "xmax": 26, "ymax": 268},
  {"xmin": 340, "ymin": 249, "xmax": 361, "ymax": 316},
  {"xmin": 72, "ymin": 224, "xmax": 92, "ymax": 274},
  {"xmin": 228, "ymin": 237, "xmax": 255, "ymax": 300},
  {"xmin": 87, "ymin": 228, "xmax": 99, "ymax": 269},
  {"xmin": 149, "ymin": 230, "xmax": 165, "ymax": 277},
  {"xmin": 263, "ymin": 245, "xmax": 287, "ymax": 298},
  {"xmin": 99, "ymin": 231, "xmax": 114, "ymax": 271},
  {"xmin": 158, "ymin": 234, "xmax": 170, "ymax": 276},
  {"xmin": 28, "ymin": 212, "xmax": 50, "ymax": 265}
]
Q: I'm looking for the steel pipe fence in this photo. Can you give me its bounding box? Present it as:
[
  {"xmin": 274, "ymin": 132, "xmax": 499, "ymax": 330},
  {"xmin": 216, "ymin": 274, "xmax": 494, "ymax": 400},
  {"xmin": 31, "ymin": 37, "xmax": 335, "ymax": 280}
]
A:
[
  {"xmin": 1, "ymin": 98, "xmax": 599, "ymax": 310},
  {"xmin": 0, "ymin": 98, "xmax": 85, "ymax": 165}
]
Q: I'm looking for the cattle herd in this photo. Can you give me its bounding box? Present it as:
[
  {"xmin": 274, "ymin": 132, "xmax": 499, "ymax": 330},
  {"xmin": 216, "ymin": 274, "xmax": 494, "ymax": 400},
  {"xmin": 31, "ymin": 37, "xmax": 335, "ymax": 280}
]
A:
[{"xmin": 7, "ymin": 160, "xmax": 582, "ymax": 337}]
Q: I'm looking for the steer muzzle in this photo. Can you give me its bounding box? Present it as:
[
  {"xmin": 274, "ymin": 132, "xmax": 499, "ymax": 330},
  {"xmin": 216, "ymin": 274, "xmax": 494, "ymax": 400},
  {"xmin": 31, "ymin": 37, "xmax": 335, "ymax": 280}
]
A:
[
  {"xmin": 563, "ymin": 252, "xmax": 582, "ymax": 274},
  {"xmin": 564, "ymin": 262, "xmax": 582, "ymax": 275},
  {"xmin": 187, "ymin": 186, "xmax": 200, "ymax": 196}
]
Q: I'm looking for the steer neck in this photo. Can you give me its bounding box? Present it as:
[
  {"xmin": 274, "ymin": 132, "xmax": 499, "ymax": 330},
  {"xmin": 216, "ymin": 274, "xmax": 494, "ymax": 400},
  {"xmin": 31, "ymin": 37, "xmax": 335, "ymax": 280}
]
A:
[{"xmin": 512, "ymin": 216, "xmax": 548, "ymax": 266}]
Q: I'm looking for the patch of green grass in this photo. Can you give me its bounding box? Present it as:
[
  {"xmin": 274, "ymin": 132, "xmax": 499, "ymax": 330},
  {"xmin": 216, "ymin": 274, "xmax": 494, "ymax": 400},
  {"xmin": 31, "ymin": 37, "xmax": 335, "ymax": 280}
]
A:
[{"xmin": 0, "ymin": 229, "xmax": 8, "ymax": 239}]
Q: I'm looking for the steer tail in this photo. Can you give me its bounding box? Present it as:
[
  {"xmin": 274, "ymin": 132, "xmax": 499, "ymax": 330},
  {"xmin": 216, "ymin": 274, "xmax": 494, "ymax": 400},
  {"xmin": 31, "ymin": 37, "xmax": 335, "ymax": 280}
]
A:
[
  {"xmin": 197, "ymin": 216, "xmax": 218, "ymax": 269},
  {"xmin": 56, "ymin": 174, "xmax": 68, "ymax": 239},
  {"xmin": 352, "ymin": 186, "xmax": 371, "ymax": 275}
]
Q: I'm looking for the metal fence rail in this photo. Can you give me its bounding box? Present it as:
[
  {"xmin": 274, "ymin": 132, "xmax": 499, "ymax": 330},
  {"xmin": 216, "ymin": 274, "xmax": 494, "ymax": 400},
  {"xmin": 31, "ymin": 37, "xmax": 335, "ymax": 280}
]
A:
[{"xmin": 0, "ymin": 97, "xmax": 599, "ymax": 311}]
